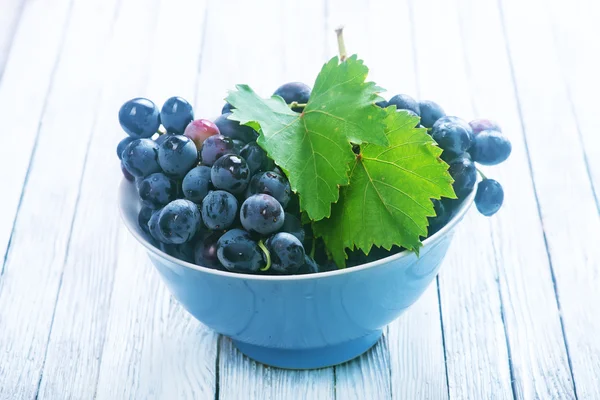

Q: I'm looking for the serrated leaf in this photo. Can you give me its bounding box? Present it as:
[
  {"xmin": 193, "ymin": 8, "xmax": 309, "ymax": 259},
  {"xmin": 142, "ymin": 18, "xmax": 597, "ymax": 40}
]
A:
[
  {"xmin": 313, "ymin": 107, "xmax": 456, "ymax": 267},
  {"xmin": 226, "ymin": 55, "xmax": 389, "ymax": 221}
]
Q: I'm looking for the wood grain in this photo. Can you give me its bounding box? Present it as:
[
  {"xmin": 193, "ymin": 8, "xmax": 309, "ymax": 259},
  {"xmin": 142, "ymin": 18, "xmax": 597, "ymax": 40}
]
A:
[
  {"xmin": 453, "ymin": 0, "xmax": 577, "ymax": 398},
  {"xmin": 409, "ymin": 0, "xmax": 514, "ymax": 397},
  {"xmin": 500, "ymin": 0, "xmax": 600, "ymax": 397},
  {"xmin": 0, "ymin": 0, "xmax": 25, "ymax": 78}
]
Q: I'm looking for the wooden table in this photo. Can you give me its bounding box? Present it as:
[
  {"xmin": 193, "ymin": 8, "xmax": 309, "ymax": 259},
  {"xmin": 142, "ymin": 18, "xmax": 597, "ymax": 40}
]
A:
[{"xmin": 1, "ymin": 0, "xmax": 598, "ymax": 398}]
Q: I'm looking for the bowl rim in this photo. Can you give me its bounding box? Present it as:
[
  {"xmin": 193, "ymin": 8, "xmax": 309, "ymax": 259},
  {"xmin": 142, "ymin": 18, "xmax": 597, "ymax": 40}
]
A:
[{"xmin": 119, "ymin": 178, "xmax": 476, "ymax": 281}]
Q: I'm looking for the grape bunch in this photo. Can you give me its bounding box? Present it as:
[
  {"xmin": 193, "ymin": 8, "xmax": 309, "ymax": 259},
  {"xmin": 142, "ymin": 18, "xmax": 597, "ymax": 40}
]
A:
[
  {"xmin": 117, "ymin": 89, "xmax": 321, "ymax": 275},
  {"xmin": 378, "ymin": 94, "xmax": 511, "ymax": 233}
]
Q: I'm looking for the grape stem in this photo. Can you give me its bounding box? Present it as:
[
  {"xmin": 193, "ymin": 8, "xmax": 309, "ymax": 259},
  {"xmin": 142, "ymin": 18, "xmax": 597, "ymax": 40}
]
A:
[
  {"xmin": 157, "ymin": 125, "xmax": 167, "ymax": 135},
  {"xmin": 289, "ymin": 101, "xmax": 307, "ymax": 109},
  {"xmin": 477, "ymin": 168, "xmax": 488, "ymax": 180},
  {"xmin": 258, "ymin": 240, "xmax": 272, "ymax": 271},
  {"xmin": 335, "ymin": 26, "xmax": 347, "ymax": 62}
]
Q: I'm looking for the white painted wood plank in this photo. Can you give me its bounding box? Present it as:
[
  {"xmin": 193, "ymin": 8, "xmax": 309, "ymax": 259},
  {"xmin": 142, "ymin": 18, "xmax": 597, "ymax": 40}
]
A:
[
  {"xmin": 453, "ymin": 0, "xmax": 576, "ymax": 398},
  {"xmin": 409, "ymin": 0, "xmax": 514, "ymax": 398},
  {"xmin": 0, "ymin": 0, "xmax": 73, "ymax": 274},
  {"xmin": 37, "ymin": 0, "xmax": 215, "ymax": 397},
  {"xmin": 198, "ymin": 1, "xmax": 335, "ymax": 398},
  {"xmin": 500, "ymin": 0, "xmax": 600, "ymax": 397},
  {"xmin": 0, "ymin": 0, "xmax": 25, "ymax": 78},
  {"xmin": 326, "ymin": 1, "xmax": 449, "ymax": 398}
]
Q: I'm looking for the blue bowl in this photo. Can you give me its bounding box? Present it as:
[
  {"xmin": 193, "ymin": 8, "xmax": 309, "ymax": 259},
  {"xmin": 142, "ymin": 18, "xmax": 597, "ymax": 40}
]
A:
[{"xmin": 119, "ymin": 180, "xmax": 475, "ymax": 369}]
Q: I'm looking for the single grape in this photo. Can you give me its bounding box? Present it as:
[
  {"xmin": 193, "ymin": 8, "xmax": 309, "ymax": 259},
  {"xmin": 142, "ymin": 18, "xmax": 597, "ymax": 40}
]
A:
[
  {"xmin": 280, "ymin": 212, "xmax": 305, "ymax": 242},
  {"xmin": 286, "ymin": 192, "xmax": 300, "ymax": 214},
  {"xmin": 199, "ymin": 134, "xmax": 237, "ymax": 166},
  {"xmin": 194, "ymin": 231, "xmax": 224, "ymax": 269},
  {"xmin": 158, "ymin": 134, "xmax": 198, "ymax": 178},
  {"xmin": 160, "ymin": 96, "xmax": 194, "ymax": 134},
  {"xmin": 184, "ymin": 119, "xmax": 220, "ymax": 150},
  {"xmin": 428, "ymin": 199, "xmax": 451, "ymax": 236},
  {"xmin": 388, "ymin": 94, "xmax": 420, "ymax": 115},
  {"xmin": 201, "ymin": 190, "xmax": 238, "ymax": 230},
  {"xmin": 138, "ymin": 206, "xmax": 154, "ymax": 237},
  {"xmin": 137, "ymin": 172, "xmax": 178, "ymax": 209},
  {"xmin": 296, "ymin": 255, "xmax": 320, "ymax": 274},
  {"xmin": 182, "ymin": 165, "xmax": 212, "ymax": 203},
  {"xmin": 375, "ymin": 100, "xmax": 388, "ymax": 108},
  {"xmin": 155, "ymin": 132, "xmax": 174, "ymax": 146},
  {"xmin": 118, "ymin": 98, "xmax": 161, "ymax": 138},
  {"xmin": 211, "ymin": 154, "xmax": 251, "ymax": 194},
  {"xmin": 221, "ymin": 102, "xmax": 234, "ymax": 114},
  {"xmin": 117, "ymin": 137, "xmax": 135, "ymax": 159},
  {"xmin": 148, "ymin": 208, "xmax": 168, "ymax": 243},
  {"xmin": 441, "ymin": 150, "xmax": 471, "ymax": 165},
  {"xmin": 448, "ymin": 154, "xmax": 477, "ymax": 198},
  {"xmin": 240, "ymin": 142, "xmax": 272, "ymax": 175},
  {"xmin": 121, "ymin": 161, "xmax": 135, "ymax": 181},
  {"xmin": 240, "ymin": 194, "xmax": 285, "ymax": 235},
  {"xmin": 273, "ymin": 82, "xmax": 311, "ymax": 112},
  {"xmin": 418, "ymin": 100, "xmax": 445, "ymax": 128},
  {"xmin": 214, "ymin": 113, "xmax": 258, "ymax": 143},
  {"xmin": 121, "ymin": 139, "xmax": 161, "ymax": 178},
  {"xmin": 431, "ymin": 116, "xmax": 473, "ymax": 156},
  {"xmin": 158, "ymin": 199, "xmax": 202, "ymax": 244},
  {"xmin": 159, "ymin": 241, "xmax": 195, "ymax": 263},
  {"xmin": 469, "ymin": 118, "xmax": 501, "ymax": 135},
  {"xmin": 475, "ymin": 179, "xmax": 504, "ymax": 216},
  {"xmin": 246, "ymin": 171, "xmax": 291, "ymax": 208},
  {"xmin": 217, "ymin": 229, "xmax": 265, "ymax": 273},
  {"xmin": 469, "ymin": 130, "xmax": 512, "ymax": 165},
  {"xmin": 266, "ymin": 232, "xmax": 305, "ymax": 274}
]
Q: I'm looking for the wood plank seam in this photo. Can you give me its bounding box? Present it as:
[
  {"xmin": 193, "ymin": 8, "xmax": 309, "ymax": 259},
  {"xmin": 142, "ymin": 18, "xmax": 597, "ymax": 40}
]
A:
[
  {"xmin": 0, "ymin": 0, "xmax": 77, "ymax": 280},
  {"xmin": 496, "ymin": 0, "xmax": 580, "ymax": 397},
  {"xmin": 435, "ymin": 276, "xmax": 452, "ymax": 400}
]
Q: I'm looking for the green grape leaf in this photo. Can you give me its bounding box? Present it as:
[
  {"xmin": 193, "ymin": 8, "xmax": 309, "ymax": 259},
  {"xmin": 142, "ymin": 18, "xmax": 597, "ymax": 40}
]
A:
[
  {"xmin": 312, "ymin": 107, "xmax": 456, "ymax": 267},
  {"xmin": 226, "ymin": 55, "xmax": 389, "ymax": 221}
]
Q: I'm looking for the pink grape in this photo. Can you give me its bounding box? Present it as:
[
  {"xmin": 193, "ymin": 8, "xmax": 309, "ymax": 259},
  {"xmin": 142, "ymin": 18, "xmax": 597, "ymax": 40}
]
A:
[{"xmin": 184, "ymin": 119, "xmax": 220, "ymax": 149}]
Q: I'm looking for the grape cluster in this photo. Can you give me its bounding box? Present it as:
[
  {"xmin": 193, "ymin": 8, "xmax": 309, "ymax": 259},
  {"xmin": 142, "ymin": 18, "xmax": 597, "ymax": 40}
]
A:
[
  {"xmin": 378, "ymin": 94, "xmax": 511, "ymax": 233},
  {"xmin": 117, "ymin": 90, "xmax": 321, "ymax": 275}
]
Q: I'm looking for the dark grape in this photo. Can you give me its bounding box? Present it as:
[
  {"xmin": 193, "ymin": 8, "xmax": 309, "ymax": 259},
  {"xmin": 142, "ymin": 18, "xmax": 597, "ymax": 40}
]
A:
[
  {"xmin": 121, "ymin": 161, "xmax": 135, "ymax": 181},
  {"xmin": 296, "ymin": 255, "xmax": 320, "ymax": 274},
  {"xmin": 121, "ymin": 139, "xmax": 161, "ymax": 178},
  {"xmin": 155, "ymin": 133, "xmax": 174, "ymax": 146},
  {"xmin": 246, "ymin": 171, "xmax": 291, "ymax": 208},
  {"xmin": 266, "ymin": 232, "xmax": 305, "ymax": 274},
  {"xmin": 160, "ymin": 96, "xmax": 194, "ymax": 134},
  {"xmin": 158, "ymin": 134, "xmax": 198, "ymax": 178},
  {"xmin": 388, "ymin": 94, "xmax": 420, "ymax": 115},
  {"xmin": 217, "ymin": 229, "xmax": 265, "ymax": 273},
  {"xmin": 431, "ymin": 116, "xmax": 473, "ymax": 156},
  {"xmin": 194, "ymin": 231, "xmax": 224, "ymax": 269},
  {"xmin": 117, "ymin": 137, "xmax": 135, "ymax": 159},
  {"xmin": 221, "ymin": 102, "xmax": 234, "ymax": 114},
  {"xmin": 469, "ymin": 118, "xmax": 501, "ymax": 135},
  {"xmin": 469, "ymin": 130, "xmax": 512, "ymax": 165},
  {"xmin": 158, "ymin": 199, "xmax": 202, "ymax": 244},
  {"xmin": 232, "ymin": 140, "xmax": 245, "ymax": 155},
  {"xmin": 201, "ymin": 190, "xmax": 238, "ymax": 230},
  {"xmin": 118, "ymin": 98, "xmax": 161, "ymax": 138},
  {"xmin": 148, "ymin": 208, "xmax": 167, "ymax": 243},
  {"xmin": 182, "ymin": 165, "xmax": 212, "ymax": 203},
  {"xmin": 138, "ymin": 206, "xmax": 154, "ymax": 237},
  {"xmin": 448, "ymin": 154, "xmax": 477, "ymax": 198},
  {"xmin": 138, "ymin": 172, "xmax": 178, "ymax": 209},
  {"xmin": 199, "ymin": 134, "xmax": 236, "ymax": 166},
  {"xmin": 441, "ymin": 150, "xmax": 471, "ymax": 165},
  {"xmin": 184, "ymin": 119, "xmax": 220, "ymax": 150},
  {"xmin": 273, "ymin": 82, "xmax": 311, "ymax": 112},
  {"xmin": 159, "ymin": 241, "xmax": 195, "ymax": 263},
  {"xmin": 241, "ymin": 194, "xmax": 285, "ymax": 235},
  {"xmin": 418, "ymin": 100, "xmax": 445, "ymax": 128},
  {"xmin": 375, "ymin": 100, "xmax": 388, "ymax": 108},
  {"xmin": 475, "ymin": 179, "xmax": 504, "ymax": 216},
  {"xmin": 280, "ymin": 212, "xmax": 305, "ymax": 242},
  {"xmin": 240, "ymin": 142, "xmax": 272, "ymax": 175},
  {"xmin": 211, "ymin": 154, "xmax": 251, "ymax": 194},
  {"xmin": 428, "ymin": 199, "xmax": 451, "ymax": 236},
  {"xmin": 214, "ymin": 113, "xmax": 258, "ymax": 143}
]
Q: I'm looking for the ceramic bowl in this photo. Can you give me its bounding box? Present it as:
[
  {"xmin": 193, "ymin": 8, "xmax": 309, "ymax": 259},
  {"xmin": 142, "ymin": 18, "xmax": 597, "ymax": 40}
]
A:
[{"xmin": 119, "ymin": 179, "xmax": 475, "ymax": 369}]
